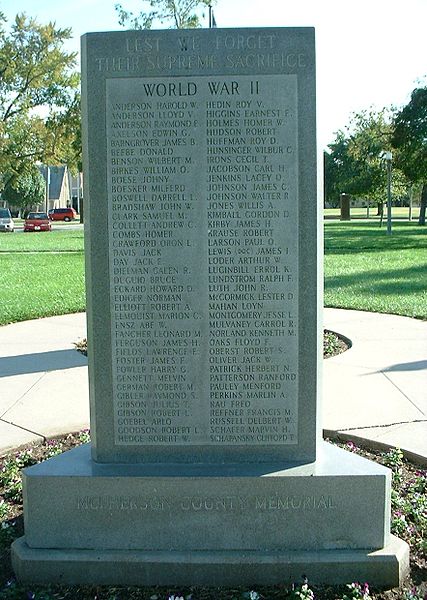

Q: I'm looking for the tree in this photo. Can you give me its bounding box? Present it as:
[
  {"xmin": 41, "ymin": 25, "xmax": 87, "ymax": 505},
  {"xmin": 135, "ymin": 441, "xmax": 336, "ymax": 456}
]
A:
[
  {"xmin": 392, "ymin": 86, "xmax": 427, "ymax": 225},
  {"xmin": 324, "ymin": 109, "xmax": 408, "ymax": 214},
  {"xmin": 324, "ymin": 130, "xmax": 379, "ymax": 206},
  {"xmin": 2, "ymin": 167, "xmax": 45, "ymax": 215},
  {"xmin": 0, "ymin": 13, "xmax": 80, "ymax": 191},
  {"xmin": 115, "ymin": 0, "xmax": 214, "ymax": 29},
  {"xmin": 44, "ymin": 91, "xmax": 82, "ymax": 173}
]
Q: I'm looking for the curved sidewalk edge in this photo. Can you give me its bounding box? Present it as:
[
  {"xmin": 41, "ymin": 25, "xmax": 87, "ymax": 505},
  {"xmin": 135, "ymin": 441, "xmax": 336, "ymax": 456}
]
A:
[
  {"xmin": 323, "ymin": 308, "xmax": 427, "ymax": 464},
  {"xmin": 0, "ymin": 309, "xmax": 426, "ymax": 463},
  {"xmin": 0, "ymin": 313, "xmax": 89, "ymax": 455}
]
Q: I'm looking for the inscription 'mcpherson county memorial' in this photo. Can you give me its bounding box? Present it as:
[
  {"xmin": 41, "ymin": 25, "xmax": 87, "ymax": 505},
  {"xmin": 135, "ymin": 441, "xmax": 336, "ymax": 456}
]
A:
[{"xmin": 83, "ymin": 27, "xmax": 318, "ymax": 464}]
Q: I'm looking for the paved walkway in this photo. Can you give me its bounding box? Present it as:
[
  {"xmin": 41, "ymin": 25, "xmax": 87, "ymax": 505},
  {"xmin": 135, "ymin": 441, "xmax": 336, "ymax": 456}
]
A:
[
  {"xmin": 323, "ymin": 309, "xmax": 427, "ymax": 463},
  {"xmin": 1, "ymin": 309, "xmax": 426, "ymax": 462}
]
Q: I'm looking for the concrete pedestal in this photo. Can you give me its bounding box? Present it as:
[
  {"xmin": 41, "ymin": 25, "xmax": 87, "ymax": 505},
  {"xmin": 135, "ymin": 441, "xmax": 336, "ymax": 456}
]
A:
[
  {"xmin": 12, "ymin": 536, "xmax": 409, "ymax": 587},
  {"xmin": 12, "ymin": 442, "xmax": 409, "ymax": 587}
]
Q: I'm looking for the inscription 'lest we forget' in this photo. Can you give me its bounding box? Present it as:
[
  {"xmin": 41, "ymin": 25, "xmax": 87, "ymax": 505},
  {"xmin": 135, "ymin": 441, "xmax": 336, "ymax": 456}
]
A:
[{"xmin": 106, "ymin": 74, "xmax": 299, "ymax": 447}]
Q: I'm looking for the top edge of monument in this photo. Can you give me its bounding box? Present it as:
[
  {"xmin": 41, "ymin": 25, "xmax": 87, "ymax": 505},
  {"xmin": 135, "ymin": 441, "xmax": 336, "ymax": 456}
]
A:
[
  {"xmin": 80, "ymin": 27, "xmax": 316, "ymax": 74},
  {"xmin": 81, "ymin": 27, "xmax": 315, "ymax": 39}
]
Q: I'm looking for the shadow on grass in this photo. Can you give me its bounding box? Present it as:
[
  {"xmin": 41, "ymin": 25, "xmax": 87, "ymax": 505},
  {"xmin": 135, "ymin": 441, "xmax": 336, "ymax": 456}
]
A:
[
  {"xmin": 325, "ymin": 262, "xmax": 427, "ymax": 295},
  {"xmin": 324, "ymin": 221, "xmax": 427, "ymax": 254}
]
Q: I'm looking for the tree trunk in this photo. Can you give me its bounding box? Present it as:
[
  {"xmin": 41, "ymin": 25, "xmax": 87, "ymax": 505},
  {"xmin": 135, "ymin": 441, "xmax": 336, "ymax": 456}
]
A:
[
  {"xmin": 419, "ymin": 183, "xmax": 427, "ymax": 225},
  {"xmin": 377, "ymin": 202, "xmax": 383, "ymax": 216},
  {"xmin": 409, "ymin": 186, "xmax": 413, "ymax": 221}
]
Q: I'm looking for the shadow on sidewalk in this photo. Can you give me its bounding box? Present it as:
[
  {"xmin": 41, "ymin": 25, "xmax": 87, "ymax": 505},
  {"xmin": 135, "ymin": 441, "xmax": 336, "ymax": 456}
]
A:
[
  {"xmin": 0, "ymin": 350, "xmax": 87, "ymax": 377},
  {"xmin": 366, "ymin": 360, "xmax": 427, "ymax": 374},
  {"xmin": 383, "ymin": 360, "xmax": 427, "ymax": 372}
]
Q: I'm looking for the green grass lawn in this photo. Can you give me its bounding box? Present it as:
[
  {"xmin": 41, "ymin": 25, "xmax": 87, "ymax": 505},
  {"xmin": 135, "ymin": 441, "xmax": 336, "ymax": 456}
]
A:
[
  {"xmin": 0, "ymin": 229, "xmax": 84, "ymax": 253},
  {"xmin": 324, "ymin": 221, "xmax": 427, "ymax": 319},
  {"xmin": 0, "ymin": 230, "xmax": 85, "ymax": 325},
  {"xmin": 0, "ymin": 222, "xmax": 426, "ymax": 325}
]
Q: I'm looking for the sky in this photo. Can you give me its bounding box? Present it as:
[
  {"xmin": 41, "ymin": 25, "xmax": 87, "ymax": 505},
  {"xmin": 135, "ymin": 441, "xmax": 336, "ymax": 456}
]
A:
[{"xmin": 1, "ymin": 0, "xmax": 426, "ymax": 150}]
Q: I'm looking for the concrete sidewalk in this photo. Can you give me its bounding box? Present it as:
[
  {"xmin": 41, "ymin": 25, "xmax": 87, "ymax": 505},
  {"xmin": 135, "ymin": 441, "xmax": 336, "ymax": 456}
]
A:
[
  {"xmin": 323, "ymin": 309, "xmax": 427, "ymax": 463},
  {"xmin": 0, "ymin": 314, "xmax": 89, "ymax": 452},
  {"xmin": 1, "ymin": 309, "xmax": 426, "ymax": 461}
]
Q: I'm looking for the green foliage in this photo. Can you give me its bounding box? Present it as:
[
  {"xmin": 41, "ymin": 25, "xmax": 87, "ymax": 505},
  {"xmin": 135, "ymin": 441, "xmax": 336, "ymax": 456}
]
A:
[
  {"xmin": 338, "ymin": 582, "xmax": 372, "ymax": 600},
  {"xmin": 289, "ymin": 583, "xmax": 315, "ymax": 599},
  {"xmin": 323, "ymin": 330, "xmax": 342, "ymax": 357},
  {"xmin": 43, "ymin": 439, "xmax": 65, "ymax": 459},
  {"xmin": 324, "ymin": 109, "xmax": 408, "ymax": 208},
  {"xmin": 0, "ymin": 499, "xmax": 8, "ymax": 519},
  {"xmin": 381, "ymin": 447, "xmax": 427, "ymax": 555},
  {"xmin": 115, "ymin": 0, "xmax": 214, "ymax": 29},
  {"xmin": 324, "ymin": 132, "xmax": 355, "ymax": 205},
  {"xmin": 381, "ymin": 447, "xmax": 404, "ymax": 470},
  {"xmin": 390, "ymin": 461, "xmax": 427, "ymax": 555},
  {"xmin": 404, "ymin": 587, "xmax": 427, "ymax": 600},
  {"xmin": 392, "ymin": 86, "xmax": 427, "ymax": 225},
  {"xmin": 2, "ymin": 166, "xmax": 45, "ymax": 213},
  {"xmin": 325, "ymin": 84, "xmax": 427, "ymax": 223},
  {"xmin": 383, "ymin": 448, "xmax": 404, "ymax": 488},
  {"xmin": 393, "ymin": 86, "xmax": 427, "ymax": 184},
  {"xmin": 0, "ymin": 521, "xmax": 18, "ymax": 549},
  {"xmin": 76, "ymin": 429, "xmax": 91, "ymax": 444},
  {"xmin": 0, "ymin": 449, "xmax": 37, "ymax": 505},
  {"xmin": 0, "ymin": 12, "xmax": 80, "ymax": 187},
  {"xmin": 44, "ymin": 90, "xmax": 82, "ymax": 174}
]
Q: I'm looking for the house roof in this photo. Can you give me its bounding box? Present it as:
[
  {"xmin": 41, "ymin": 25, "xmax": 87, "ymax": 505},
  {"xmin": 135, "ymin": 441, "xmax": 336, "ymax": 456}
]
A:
[{"xmin": 39, "ymin": 165, "xmax": 68, "ymax": 200}]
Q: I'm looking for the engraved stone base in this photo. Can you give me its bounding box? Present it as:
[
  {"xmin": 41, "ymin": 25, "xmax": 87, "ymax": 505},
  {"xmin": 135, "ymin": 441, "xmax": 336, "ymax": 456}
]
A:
[{"xmin": 12, "ymin": 442, "xmax": 410, "ymax": 587}]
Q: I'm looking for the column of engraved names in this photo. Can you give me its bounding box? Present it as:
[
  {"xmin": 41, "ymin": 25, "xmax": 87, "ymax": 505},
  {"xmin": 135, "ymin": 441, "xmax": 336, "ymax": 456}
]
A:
[
  {"xmin": 206, "ymin": 75, "xmax": 299, "ymax": 446},
  {"xmin": 107, "ymin": 79, "xmax": 204, "ymax": 446}
]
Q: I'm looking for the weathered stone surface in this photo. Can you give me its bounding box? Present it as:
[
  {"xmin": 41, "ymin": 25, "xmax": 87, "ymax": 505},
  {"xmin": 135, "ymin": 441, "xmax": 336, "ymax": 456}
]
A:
[
  {"xmin": 81, "ymin": 27, "xmax": 319, "ymax": 465},
  {"xmin": 20, "ymin": 443, "xmax": 389, "ymax": 552},
  {"xmin": 12, "ymin": 536, "xmax": 410, "ymax": 587},
  {"xmin": 12, "ymin": 443, "xmax": 409, "ymax": 585}
]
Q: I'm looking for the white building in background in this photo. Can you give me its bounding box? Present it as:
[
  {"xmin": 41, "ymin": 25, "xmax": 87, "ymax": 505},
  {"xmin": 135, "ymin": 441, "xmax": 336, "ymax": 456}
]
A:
[
  {"xmin": 70, "ymin": 172, "xmax": 83, "ymax": 215},
  {"xmin": 38, "ymin": 165, "xmax": 71, "ymax": 211},
  {"xmin": 38, "ymin": 166, "xmax": 82, "ymax": 215}
]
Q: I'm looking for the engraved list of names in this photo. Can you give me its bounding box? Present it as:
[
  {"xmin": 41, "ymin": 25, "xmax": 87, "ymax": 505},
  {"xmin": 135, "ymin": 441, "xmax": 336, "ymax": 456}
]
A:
[{"xmin": 106, "ymin": 74, "xmax": 299, "ymax": 447}]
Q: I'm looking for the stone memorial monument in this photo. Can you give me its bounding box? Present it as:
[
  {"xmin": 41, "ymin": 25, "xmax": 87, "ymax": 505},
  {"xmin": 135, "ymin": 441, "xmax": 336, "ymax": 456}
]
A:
[{"xmin": 12, "ymin": 27, "xmax": 409, "ymax": 587}]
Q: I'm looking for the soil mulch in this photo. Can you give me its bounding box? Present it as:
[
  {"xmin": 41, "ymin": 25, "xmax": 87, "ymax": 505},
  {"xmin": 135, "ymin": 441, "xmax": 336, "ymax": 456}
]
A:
[{"xmin": 1, "ymin": 435, "xmax": 426, "ymax": 599}]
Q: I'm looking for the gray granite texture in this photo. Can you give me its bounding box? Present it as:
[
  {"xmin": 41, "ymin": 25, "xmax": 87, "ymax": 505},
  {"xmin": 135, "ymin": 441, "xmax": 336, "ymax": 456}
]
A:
[
  {"xmin": 12, "ymin": 442, "xmax": 409, "ymax": 586},
  {"xmin": 81, "ymin": 27, "xmax": 320, "ymax": 465},
  {"xmin": 20, "ymin": 443, "xmax": 390, "ymax": 552},
  {"xmin": 12, "ymin": 536, "xmax": 409, "ymax": 587}
]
